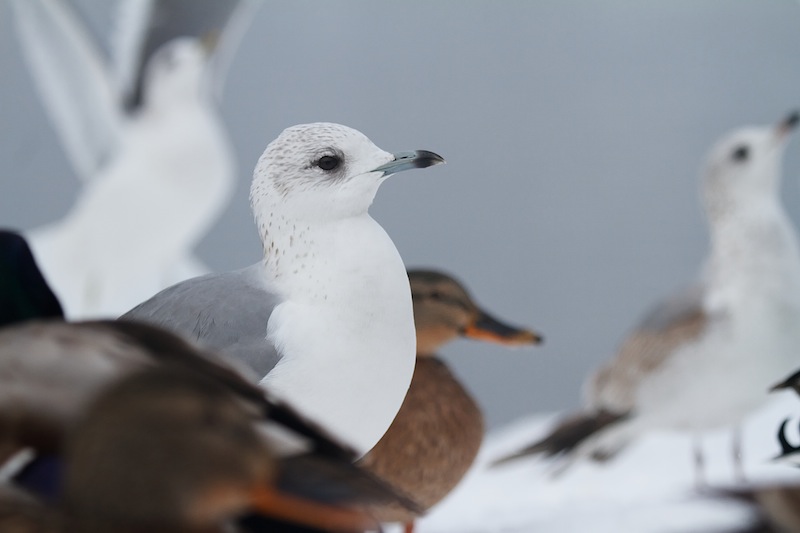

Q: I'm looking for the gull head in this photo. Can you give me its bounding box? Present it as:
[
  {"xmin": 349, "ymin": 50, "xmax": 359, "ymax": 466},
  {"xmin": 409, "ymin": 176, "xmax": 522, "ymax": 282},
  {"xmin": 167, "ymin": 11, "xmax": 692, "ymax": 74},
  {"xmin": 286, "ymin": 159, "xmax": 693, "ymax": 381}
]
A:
[
  {"xmin": 702, "ymin": 111, "xmax": 799, "ymax": 214},
  {"xmin": 141, "ymin": 37, "xmax": 211, "ymax": 109},
  {"xmin": 250, "ymin": 123, "xmax": 444, "ymax": 223}
]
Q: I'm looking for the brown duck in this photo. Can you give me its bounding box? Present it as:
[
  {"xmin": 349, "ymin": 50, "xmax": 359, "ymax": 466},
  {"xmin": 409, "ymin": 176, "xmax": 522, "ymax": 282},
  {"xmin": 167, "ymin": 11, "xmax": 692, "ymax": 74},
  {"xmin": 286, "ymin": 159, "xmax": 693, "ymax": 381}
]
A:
[
  {"xmin": 357, "ymin": 269, "xmax": 542, "ymax": 532},
  {"xmin": 0, "ymin": 366, "xmax": 383, "ymax": 533}
]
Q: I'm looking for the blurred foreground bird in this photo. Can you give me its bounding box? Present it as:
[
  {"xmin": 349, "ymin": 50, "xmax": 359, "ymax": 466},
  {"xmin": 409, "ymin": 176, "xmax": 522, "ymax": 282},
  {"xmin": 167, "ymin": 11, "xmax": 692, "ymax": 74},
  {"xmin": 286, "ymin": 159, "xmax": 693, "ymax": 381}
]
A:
[
  {"xmin": 1, "ymin": 367, "xmax": 392, "ymax": 532},
  {"xmin": 0, "ymin": 320, "xmax": 422, "ymax": 530},
  {"xmin": 0, "ymin": 318, "xmax": 265, "ymax": 469},
  {"xmin": 493, "ymin": 112, "xmax": 800, "ymax": 486},
  {"xmin": 124, "ymin": 122, "xmax": 445, "ymax": 455},
  {"xmin": 358, "ymin": 269, "xmax": 542, "ymax": 532}
]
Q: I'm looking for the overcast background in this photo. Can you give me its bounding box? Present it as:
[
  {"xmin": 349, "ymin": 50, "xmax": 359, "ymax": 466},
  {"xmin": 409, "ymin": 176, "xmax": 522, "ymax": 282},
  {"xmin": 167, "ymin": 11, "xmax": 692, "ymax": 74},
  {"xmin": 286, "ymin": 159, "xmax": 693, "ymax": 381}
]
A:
[{"xmin": 2, "ymin": 1, "xmax": 800, "ymax": 429}]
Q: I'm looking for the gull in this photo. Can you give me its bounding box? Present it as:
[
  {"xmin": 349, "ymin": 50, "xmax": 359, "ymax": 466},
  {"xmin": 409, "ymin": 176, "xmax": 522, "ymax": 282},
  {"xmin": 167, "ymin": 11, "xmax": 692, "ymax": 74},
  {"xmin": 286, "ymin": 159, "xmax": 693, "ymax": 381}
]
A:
[
  {"xmin": 28, "ymin": 36, "xmax": 235, "ymax": 319},
  {"xmin": 9, "ymin": 0, "xmax": 258, "ymax": 180},
  {"xmin": 493, "ymin": 112, "xmax": 800, "ymax": 484},
  {"xmin": 358, "ymin": 269, "xmax": 541, "ymax": 532},
  {"xmin": 9, "ymin": 0, "xmax": 259, "ymax": 318},
  {"xmin": 124, "ymin": 122, "xmax": 445, "ymax": 455}
]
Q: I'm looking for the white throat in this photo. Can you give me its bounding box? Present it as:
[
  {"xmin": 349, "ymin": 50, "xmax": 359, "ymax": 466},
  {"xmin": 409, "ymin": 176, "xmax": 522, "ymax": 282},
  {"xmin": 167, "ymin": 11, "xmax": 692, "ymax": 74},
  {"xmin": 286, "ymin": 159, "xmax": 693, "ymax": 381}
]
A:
[
  {"xmin": 704, "ymin": 195, "xmax": 800, "ymax": 314},
  {"xmin": 257, "ymin": 213, "xmax": 416, "ymax": 455}
]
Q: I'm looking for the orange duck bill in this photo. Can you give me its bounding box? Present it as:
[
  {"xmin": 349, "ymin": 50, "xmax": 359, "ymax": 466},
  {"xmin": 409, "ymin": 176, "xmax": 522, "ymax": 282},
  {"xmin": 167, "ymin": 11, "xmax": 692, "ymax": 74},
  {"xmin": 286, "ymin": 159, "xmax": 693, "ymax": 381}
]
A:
[
  {"xmin": 461, "ymin": 310, "xmax": 543, "ymax": 346},
  {"xmin": 248, "ymin": 484, "xmax": 380, "ymax": 533}
]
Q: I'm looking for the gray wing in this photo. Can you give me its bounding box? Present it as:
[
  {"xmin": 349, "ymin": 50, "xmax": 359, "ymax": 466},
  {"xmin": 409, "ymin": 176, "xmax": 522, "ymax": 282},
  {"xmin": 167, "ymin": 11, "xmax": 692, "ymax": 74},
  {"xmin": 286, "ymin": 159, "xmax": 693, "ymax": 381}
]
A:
[
  {"xmin": 122, "ymin": 263, "xmax": 281, "ymax": 378},
  {"xmin": 588, "ymin": 284, "xmax": 710, "ymax": 411}
]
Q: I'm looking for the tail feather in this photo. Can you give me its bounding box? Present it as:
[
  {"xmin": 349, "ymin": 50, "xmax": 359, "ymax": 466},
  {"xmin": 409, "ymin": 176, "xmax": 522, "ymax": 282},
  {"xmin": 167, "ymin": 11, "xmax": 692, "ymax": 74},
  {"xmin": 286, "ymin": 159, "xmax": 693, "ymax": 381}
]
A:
[{"xmin": 491, "ymin": 410, "xmax": 626, "ymax": 467}]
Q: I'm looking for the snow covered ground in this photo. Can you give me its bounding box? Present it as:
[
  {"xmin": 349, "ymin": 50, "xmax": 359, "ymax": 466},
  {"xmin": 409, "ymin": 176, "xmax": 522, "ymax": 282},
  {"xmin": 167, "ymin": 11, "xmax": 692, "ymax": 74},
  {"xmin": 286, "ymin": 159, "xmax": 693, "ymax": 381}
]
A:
[{"xmin": 404, "ymin": 393, "xmax": 800, "ymax": 533}]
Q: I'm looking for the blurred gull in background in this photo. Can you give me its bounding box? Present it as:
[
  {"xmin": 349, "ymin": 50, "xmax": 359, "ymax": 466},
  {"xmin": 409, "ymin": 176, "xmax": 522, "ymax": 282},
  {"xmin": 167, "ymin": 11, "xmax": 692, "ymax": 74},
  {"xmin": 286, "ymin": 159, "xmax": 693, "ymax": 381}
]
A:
[
  {"xmin": 9, "ymin": 0, "xmax": 260, "ymax": 318},
  {"xmin": 494, "ymin": 113, "xmax": 800, "ymax": 485}
]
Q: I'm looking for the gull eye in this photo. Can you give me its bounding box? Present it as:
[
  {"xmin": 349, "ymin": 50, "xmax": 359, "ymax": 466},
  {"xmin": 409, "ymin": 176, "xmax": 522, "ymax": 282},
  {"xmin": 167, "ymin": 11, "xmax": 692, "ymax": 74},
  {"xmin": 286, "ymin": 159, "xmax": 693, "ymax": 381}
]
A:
[
  {"xmin": 316, "ymin": 155, "xmax": 341, "ymax": 171},
  {"xmin": 731, "ymin": 145, "xmax": 749, "ymax": 162}
]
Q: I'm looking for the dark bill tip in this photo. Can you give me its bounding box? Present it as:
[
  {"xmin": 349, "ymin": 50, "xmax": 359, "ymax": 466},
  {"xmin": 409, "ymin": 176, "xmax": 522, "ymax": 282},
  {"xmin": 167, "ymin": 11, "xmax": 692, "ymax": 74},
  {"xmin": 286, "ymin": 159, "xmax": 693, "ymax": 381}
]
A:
[
  {"xmin": 784, "ymin": 111, "xmax": 800, "ymax": 130},
  {"xmin": 769, "ymin": 370, "xmax": 800, "ymax": 393},
  {"xmin": 408, "ymin": 150, "xmax": 446, "ymax": 169},
  {"xmin": 777, "ymin": 111, "xmax": 800, "ymax": 139},
  {"xmin": 461, "ymin": 310, "xmax": 543, "ymax": 346},
  {"xmin": 769, "ymin": 380, "xmax": 789, "ymax": 393},
  {"xmin": 372, "ymin": 150, "xmax": 445, "ymax": 175}
]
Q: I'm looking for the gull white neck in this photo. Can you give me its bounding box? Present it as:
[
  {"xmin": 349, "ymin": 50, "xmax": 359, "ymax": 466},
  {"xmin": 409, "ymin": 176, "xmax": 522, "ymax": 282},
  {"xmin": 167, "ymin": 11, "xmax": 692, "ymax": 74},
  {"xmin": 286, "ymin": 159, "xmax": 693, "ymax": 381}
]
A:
[
  {"xmin": 706, "ymin": 197, "xmax": 800, "ymax": 309},
  {"xmin": 258, "ymin": 213, "xmax": 416, "ymax": 455}
]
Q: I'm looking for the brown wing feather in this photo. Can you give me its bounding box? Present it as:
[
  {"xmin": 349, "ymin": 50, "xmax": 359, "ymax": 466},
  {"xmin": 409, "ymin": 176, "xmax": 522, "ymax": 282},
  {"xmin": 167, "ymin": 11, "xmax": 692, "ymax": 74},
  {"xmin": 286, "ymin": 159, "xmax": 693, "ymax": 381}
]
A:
[
  {"xmin": 491, "ymin": 286, "xmax": 710, "ymax": 468},
  {"xmin": 491, "ymin": 409, "xmax": 627, "ymax": 466},
  {"xmin": 589, "ymin": 288, "xmax": 709, "ymax": 412}
]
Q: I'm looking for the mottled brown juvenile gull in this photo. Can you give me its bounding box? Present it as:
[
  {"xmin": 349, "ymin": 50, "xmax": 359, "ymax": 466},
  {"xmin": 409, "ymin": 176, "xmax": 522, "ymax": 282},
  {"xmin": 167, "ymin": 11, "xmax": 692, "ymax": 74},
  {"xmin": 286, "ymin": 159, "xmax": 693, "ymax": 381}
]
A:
[{"xmin": 494, "ymin": 112, "xmax": 800, "ymax": 484}]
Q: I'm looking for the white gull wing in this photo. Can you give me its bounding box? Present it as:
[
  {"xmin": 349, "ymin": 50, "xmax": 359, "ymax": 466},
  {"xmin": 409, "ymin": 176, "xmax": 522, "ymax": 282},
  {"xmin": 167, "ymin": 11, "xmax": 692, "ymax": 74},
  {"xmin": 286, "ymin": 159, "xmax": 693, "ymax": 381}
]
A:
[
  {"xmin": 122, "ymin": 263, "xmax": 282, "ymax": 378},
  {"xmin": 9, "ymin": 0, "xmax": 123, "ymax": 181}
]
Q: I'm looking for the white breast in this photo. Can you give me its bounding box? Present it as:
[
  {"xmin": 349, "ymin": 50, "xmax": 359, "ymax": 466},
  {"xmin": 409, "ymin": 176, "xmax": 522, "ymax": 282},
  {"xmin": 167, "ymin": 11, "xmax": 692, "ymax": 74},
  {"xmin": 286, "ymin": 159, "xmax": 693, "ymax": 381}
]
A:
[{"xmin": 260, "ymin": 215, "xmax": 416, "ymax": 455}]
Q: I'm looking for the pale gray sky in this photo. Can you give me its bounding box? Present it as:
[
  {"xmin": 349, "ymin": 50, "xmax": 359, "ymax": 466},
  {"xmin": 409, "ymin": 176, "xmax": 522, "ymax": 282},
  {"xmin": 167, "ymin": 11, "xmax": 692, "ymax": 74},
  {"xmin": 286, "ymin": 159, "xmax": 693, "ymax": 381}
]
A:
[{"xmin": 2, "ymin": 1, "xmax": 800, "ymax": 427}]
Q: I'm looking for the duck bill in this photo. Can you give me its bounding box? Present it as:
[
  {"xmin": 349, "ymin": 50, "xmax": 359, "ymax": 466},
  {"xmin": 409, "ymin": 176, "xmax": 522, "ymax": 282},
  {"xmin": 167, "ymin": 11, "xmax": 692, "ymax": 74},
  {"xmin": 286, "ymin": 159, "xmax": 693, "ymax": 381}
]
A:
[
  {"xmin": 462, "ymin": 310, "xmax": 543, "ymax": 346},
  {"xmin": 372, "ymin": 150, "xmax": 445, "ymax": 176},
  {"xmin": 248, "ymin": 484, "xmax": 379, "ymax": 532}
]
